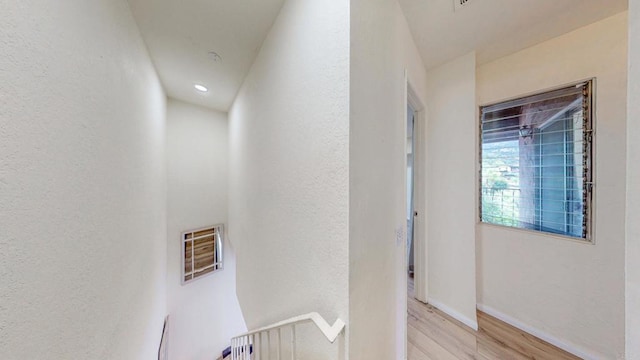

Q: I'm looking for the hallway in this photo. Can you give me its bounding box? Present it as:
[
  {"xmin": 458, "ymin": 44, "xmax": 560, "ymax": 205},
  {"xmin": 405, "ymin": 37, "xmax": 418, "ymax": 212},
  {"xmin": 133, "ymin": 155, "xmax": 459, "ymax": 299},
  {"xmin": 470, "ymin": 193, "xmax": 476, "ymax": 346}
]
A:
[
  {"xmin": 407, "ymin": 279, "xmax": 580, "ymax": 360},
  {"xmin": 2, "ymin": 0, "xmax": 639, "ymax": 358}
]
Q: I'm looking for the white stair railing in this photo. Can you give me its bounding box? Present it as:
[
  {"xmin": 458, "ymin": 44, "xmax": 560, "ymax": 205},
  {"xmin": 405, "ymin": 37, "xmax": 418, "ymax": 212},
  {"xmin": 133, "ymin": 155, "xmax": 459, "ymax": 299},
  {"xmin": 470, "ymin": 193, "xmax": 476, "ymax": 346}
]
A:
[{"xmin": 230, "ymin": 312, "xmax": 345, "ymax": 360}]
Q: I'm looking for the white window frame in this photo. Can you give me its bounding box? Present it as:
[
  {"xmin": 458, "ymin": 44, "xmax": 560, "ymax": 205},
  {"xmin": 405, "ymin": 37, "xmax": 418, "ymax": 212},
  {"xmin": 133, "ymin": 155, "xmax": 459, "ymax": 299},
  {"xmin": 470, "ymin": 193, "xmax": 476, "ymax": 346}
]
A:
[
  {"xmin": 478, "ymin": 79, "xmax": 595, "ymax": 243},
  {"xmin": 181, "ymin": 224, "xmax": 224, "ymax": 284}
]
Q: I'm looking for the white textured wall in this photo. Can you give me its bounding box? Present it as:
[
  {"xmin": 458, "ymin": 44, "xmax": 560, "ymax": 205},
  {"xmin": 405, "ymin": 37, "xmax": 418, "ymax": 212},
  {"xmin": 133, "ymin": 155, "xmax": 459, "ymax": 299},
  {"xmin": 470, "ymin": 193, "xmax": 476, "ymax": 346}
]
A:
[
  {"xmin": 627, "ymin": 2, "xmax": 640, "ymax": 359},
  {"xmin": 0, "ymin": 1, "xmax": 167, "ymax": 359},
  {"xmin": 349, "ymin": 0, "xmax": 428, "ymax": 358},
  {"xmin": 477, "ymin": 13, "xmax": 627, "ymax": 359},
  {"xmin": 424, "ymin": 52, "xmax": 478, "ymax": 330},
  {"xmin": 228, "ymin": 0, "xmax": 350, "ymax": 357},
  {"xmin": 166, "ymin": 99, "xmax": 246, "ymax": 360}
]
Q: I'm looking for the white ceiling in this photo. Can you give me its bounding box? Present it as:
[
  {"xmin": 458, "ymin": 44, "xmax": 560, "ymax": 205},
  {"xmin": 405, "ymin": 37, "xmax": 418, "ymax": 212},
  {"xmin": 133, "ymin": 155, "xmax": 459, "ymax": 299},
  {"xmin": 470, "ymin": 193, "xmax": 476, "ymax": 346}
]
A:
[
  {"xmin": 129, "ymin": 0, "xmax": 626, "ymax": 111},
  {"xmin": 128, "ymin": 0, "xmax": 285, "ymax": 111},
  {"xmin": 398, "ymin": 0, "xmax": 628, "ymax": 70}
]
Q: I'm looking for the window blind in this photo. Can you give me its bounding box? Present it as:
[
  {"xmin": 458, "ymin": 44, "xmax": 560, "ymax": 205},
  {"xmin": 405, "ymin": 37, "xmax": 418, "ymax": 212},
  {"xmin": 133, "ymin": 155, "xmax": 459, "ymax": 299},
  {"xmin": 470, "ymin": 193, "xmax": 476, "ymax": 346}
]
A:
[{"xmin": 479, "ymin": 81, "xmax": 593, "ymax": 240}]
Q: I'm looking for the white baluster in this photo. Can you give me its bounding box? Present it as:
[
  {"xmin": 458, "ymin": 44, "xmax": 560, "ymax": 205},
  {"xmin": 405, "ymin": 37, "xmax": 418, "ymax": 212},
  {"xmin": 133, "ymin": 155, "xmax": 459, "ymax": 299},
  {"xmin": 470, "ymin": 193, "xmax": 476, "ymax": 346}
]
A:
[
  {"xmin": 245, "ymin": 336, "xmax": 249, "ymax": 360},
  {"xmin": 230, "ymin": 312, "xmax": 345, "ymax": 360},
  {"xmin": 250, "ymin": 335, "xmax": 254, "ymax": 360},
  {"xmin": 256, "ymin": 332, "xmax": 261, "ymax": 360},
  {"xmin": 243, "ymin": 336, "xmax": 246, "ymax": 360},
  {"xmin": 261, "ymin": 332, "xmax": 264, "ymax": 360},
  {"xmin": 291, "ymin": 325, "xmax": 296, "ymax": 360},
  {"xmin": 277, "ymin": 328, "xmax": 281, "ymax": 360}
]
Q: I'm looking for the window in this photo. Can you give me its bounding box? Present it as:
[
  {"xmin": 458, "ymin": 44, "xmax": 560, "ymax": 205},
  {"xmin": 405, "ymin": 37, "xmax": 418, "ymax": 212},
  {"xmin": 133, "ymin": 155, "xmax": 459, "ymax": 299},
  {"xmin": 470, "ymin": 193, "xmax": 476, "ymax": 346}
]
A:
[
  {"xmin": 182, "ymin": 224, "xmax": 224, "ymax": 283},
  {"xmin": 479, "ymin": 80, "xmax": 594, "ymax": 241}
]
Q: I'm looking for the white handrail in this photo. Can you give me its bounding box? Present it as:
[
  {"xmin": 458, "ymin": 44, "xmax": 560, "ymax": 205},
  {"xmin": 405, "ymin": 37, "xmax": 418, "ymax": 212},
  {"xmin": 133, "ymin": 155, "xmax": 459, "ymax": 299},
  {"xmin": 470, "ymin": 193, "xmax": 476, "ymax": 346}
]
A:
[{"xmin": 233, "ymin": 312, "xmax": 345, "ymax": 343}]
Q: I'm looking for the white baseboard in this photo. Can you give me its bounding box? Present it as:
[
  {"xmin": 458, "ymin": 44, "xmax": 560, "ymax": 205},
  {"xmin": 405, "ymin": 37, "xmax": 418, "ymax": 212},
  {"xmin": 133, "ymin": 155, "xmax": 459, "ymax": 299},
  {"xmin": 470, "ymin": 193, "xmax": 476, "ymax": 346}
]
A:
[
  {"xmin": 476, "ymin": 303, "xmax": 602, "ymax": 360},
  {"xmin": 427, "ymin": 298, "xmax": 478, "ymax": 331}
]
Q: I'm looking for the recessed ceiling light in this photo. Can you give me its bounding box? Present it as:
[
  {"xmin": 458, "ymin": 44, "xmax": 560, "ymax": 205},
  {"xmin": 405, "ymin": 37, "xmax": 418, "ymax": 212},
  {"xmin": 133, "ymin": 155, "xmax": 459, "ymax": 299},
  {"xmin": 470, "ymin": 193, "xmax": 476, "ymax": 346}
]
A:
[{"xmin": 194, "ymin": 84, "xmax": 208, "ymax": 92}]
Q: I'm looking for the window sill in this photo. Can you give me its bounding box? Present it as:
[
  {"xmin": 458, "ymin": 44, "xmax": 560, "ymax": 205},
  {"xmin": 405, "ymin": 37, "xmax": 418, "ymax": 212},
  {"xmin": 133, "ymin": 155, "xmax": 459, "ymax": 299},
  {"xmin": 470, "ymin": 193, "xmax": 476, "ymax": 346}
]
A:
[{"xmin": 476, "ymin": 221, "xmax": 595, "ymax": 245}]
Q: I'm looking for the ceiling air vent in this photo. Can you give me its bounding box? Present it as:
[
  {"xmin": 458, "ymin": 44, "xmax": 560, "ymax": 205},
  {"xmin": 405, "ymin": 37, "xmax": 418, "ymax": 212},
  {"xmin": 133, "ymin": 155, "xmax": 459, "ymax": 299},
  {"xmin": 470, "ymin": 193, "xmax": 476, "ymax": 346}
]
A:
[{"xmin": 454, "ymin": 0, "xmax": 472, "ymax": 12}]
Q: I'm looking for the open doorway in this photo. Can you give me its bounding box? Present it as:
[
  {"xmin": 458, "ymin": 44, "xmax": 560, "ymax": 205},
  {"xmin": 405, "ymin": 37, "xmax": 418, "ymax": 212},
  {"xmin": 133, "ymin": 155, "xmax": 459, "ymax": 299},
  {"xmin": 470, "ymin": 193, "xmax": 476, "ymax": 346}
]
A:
[
  {"xmin": 403, "ymin": 80, "xmax": 427, "ymax": 360},
  {"xmin": 407, "ymin": 104, "xmax": 416, "ymax": 281},
  {"xmin": 405, "ymin": 83, "xmax": 426, "ymax": 304}
]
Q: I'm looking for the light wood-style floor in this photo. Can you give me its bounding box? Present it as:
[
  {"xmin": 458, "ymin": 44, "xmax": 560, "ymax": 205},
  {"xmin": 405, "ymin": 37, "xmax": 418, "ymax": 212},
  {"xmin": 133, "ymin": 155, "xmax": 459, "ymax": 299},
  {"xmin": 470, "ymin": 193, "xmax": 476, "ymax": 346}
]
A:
[{"xmin": 407, "ymin": 278, "xmax": 581, "ymax": 360}]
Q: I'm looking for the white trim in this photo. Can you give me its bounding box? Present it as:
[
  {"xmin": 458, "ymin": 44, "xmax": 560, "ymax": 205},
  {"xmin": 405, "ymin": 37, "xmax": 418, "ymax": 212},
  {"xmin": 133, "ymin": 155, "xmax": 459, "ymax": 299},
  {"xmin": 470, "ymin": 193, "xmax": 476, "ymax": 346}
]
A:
[
  {"xmin": 477, "ymin": 222, "xmax": 594, "ymax": 246},
  {"xmin": 180, "ymin": 224, "xmax": 225, "ymax": 285},
  {"xmin": 403, "ymin": 72, "xmax": 427, "ymax": 360},
  {"xmin": 183, "ymin": 262, "xmax": 222, "ymax": 277},
  {"xmin": 476, "ymin": 303, "xmax": 603, "ymax": 360},
  {"xmin": 428, "ymin": 298, "xmax": 479, "ymax": 331},
  {"xmin": 401, "ymin": 70, "xmax": 409, "ymax": 360},
  {"xmin": 478, "ymin": 77, "xmax": 595, "ymax": 108},
  {"xmin": 406, "ymin": 74, "xmax": 428, "ymax": 304}
]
